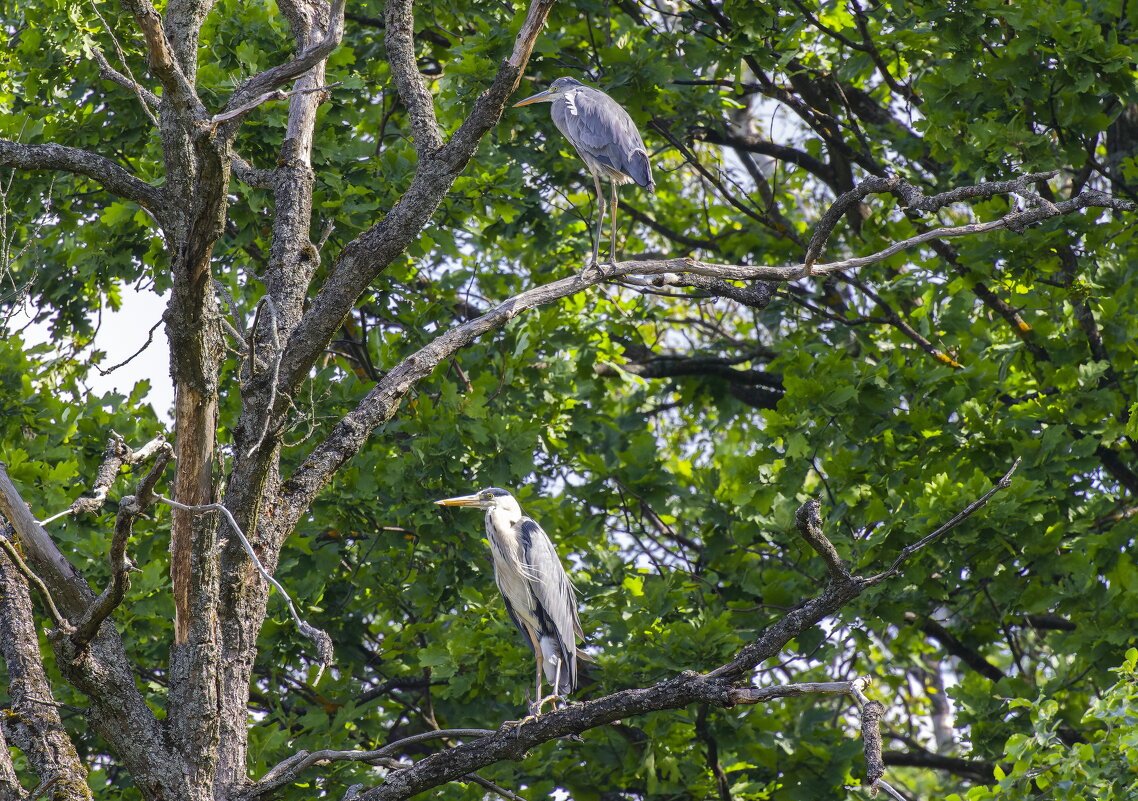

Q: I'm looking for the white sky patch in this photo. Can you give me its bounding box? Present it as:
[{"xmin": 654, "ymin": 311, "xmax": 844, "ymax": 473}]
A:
[{"xmin": 9, "ymin": 283, "xmax": 174, "ymax": 424}]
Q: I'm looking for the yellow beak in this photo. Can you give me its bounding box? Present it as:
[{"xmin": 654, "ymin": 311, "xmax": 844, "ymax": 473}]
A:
[
  {"xmin": 512, "ymin": 89, "xmax": 554, "ymax": 107},
  {"xmin": 434, "ymin": 493, "xmax": 484, "ymax": 507}
]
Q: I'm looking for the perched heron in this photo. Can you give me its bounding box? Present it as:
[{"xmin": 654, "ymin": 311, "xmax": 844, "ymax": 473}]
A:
[
  {"xmin": 513, "ymin": 77, "xmax": 654, "ymax": 267},
  {"xmin": 435, "ymin": 487, "xmax": 586, "ymax": 716}
]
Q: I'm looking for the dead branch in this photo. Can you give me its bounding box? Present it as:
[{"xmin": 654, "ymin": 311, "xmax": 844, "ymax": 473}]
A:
[
  {"xmin": 243, "ymin": 729, "xmax": 495, "ymax": 799},
  {"xmin": 153, "ymin": 494, "xmax": 334, "ymax": 676},
  {"xmin": 209, "ymin": 82, "xmax": 343, "ymax": 127},
  {"xmin": 866, "ymin": 457, "xmax": 1021, "ymax": 585},
  {"xmin": 72, "ymin": 443, "xmax": 173, "ymax": 647}
]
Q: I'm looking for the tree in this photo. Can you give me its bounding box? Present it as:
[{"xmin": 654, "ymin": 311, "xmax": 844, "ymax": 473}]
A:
[{"xmin": 1, "ymin": 0, "xmax": 1136, "ymax": 799}]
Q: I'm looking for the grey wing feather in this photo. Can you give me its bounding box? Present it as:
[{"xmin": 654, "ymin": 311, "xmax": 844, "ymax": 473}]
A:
[
  {"xmin": 518, "ymin": 518, "xmax": 583, "ymax": 690},
  {"xmin": 555, "ymin": 88, "xmax": 654, "ymax": 190}
]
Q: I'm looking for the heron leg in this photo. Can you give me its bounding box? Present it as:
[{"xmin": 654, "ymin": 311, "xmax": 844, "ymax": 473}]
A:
[
  {"xmin": 589, "ymin": 171, "xmax": 605, "ymax": 270},
  {"xmin": 609, "ymin": 180, "xmax": 619, "ymax": 265},
  {"xmin": 532, "ymin": 655, "xmax": 564, "ymax": 716}
]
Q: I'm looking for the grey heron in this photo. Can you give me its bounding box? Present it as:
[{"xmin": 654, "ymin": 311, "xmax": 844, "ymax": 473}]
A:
[
  {"xmin": 435, "ymin": 487, "xmax": 586, "ymax": 716},
  {"xmin": 513, "ymin": 77, "xmax": 655, "ymax": 267}
]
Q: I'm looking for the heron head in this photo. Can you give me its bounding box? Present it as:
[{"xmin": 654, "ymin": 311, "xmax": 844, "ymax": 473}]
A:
[
  {"xmin": 434, "ymin": 487, "xmax": 516, "ymax": 510},
  {"xmin": 512, "ymin": 77, "xmax": 584, "ymax": 107}
]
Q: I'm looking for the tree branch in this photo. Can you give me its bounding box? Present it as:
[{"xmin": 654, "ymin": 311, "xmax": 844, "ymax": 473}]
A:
[
  {"xmin": 71, "ymin": 443, "xmax": 173, "ymax": 647},
  {"xmin": 0, "ymin": 141, "xmax": 166, "ymax": 222},
  {"xmin": 345, "ymin": 470, "xmax": 1015, "ymax": 800},
  {"xmin": 221, "ymin": 0, "xmax": 347, "ymax": 115},
  {"xmin": 275, "ymin": 167, "xmax": 1092, "ymax": 527},
  {"xmin": 384, "ymin": 0, "xmax": 444, "ymax": 156},
  {"xmin": 118, "ymin": 0, "xmax": 202, "ymax": 113},
  {"xmin": 0, "ymin": 462, "xmax": 94, "ymax": 617},
  {"xmin": 241, "ymin": 729, "xmax": 495, "ymax": 799},
  {"xmin": 803, "ymin": 171, "xmax": 1065, "ymax": 271},
  {"xmin": 0, "ymin": 547, "xmax": 92, "ymax": 800},
  {"xmin": 866, "ymin": 458, "xmax": 1021, "ymax": 585},
  {"xmin": 276, "ymin": 0, "xmax": 556, "ymax": 404}
]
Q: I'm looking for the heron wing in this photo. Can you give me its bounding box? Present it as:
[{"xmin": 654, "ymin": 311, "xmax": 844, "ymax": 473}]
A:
[
  {"xmin": 555, "ymin": 88, "xmax": 654, "ymax": 190},
  {"xmin": 517, "ymin": 517, "xmax": 582, "ymax": 690}
]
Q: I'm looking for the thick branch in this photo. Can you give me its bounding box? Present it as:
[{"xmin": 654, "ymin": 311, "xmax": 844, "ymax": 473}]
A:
[
  {"xmin": 0, "ymin": 463, "xmax": 94, "ymax": 617},
  {"xmin": 384, "ymin": 0, "xmax": 444, "ymax": 155},
  {"xmin": 0, "ymin": 550, "xmax": 92, "ymax": 800},
  {"xmin": 0, "ymin": 141, "xmax": 166, "ymax": 221},
  {"xmin": 348, "ymin": 469, "xmax": 1015, "ymax": 800},
  {"xmin": 118, "ymin": 0, "xmax": 202, "ymax": 113}
]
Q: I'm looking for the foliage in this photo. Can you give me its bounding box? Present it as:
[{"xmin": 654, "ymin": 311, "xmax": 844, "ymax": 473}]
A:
[{"xmin": 1, "ymin": 0, "xmax": 1137, "ymax": 799}]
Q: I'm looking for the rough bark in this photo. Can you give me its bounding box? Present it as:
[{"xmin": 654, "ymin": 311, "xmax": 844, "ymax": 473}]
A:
[{"xmin": 0, "ymin": 550, "xmax": 90, "ymax": 801}]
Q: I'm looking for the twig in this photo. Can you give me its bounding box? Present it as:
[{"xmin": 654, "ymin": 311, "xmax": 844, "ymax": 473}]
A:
[
  {"xmin": 153, "ymin": 494, "xmax": 334, "ymax": 677},
  {"xmin": 865, "ymin": 458, "xmax": 1021, "ymax": 585},
  {"xmin": 463, "ymin": 774, "xmax": 526, "ymax": 801},
  {"xmin": 210, "ymin": 82, "xmax": 343, "ymax": 127},
  {"xmin": 0, "ymin": 533, "xmax": 67, "ymax": 629},
  {"xmin": 244, "ymin": 729, "xmax": 494, "ymax": 799},
  {"xmin": 93, "ymin": 318, "xmax": 164, "ymax": 376}
]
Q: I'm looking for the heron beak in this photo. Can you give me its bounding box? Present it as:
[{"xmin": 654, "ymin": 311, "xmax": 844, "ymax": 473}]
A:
[
  {"xmin": 512, "ymin": 89, "xmax": 553, "ymax": 107},
  {"xmin": 434, "ymin": 493, "xmax": 484, "ymax": 507}
]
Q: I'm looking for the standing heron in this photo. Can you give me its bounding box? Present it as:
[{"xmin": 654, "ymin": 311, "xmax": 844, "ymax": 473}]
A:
[
  {"xmin": 513, "ymin": 77, "xmax": 654, "ymax": 267},
  {"xmin": 435, "ymin": 487, "xmax": 586, "ymax": 716}
]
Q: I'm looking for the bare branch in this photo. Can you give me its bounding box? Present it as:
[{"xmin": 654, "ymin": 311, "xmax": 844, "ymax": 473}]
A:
[
  {"xmin": 866, "ymin": 458, "xmax": 1021, "ymax": 586},
  {"xmin": 277, "ymin": 0, "xmax": 556, "ymax": 403},
  {"xmin": 0, "ymin": 140, "xmax": 166, "ymax": 221},
  {"xmin": 39, "ymin": 434, "xmax": 169, "ymax": 524},
  {"xmin": 71, "ymin": 443, "xmax": 173, "ymax": 647},
  {"xmin": 221, "ymin": 0, "xmax": 347, "ymax": 115},
  {"xmin": 154, "ymin": 494, "xmax": 334, "ymax": 675},
  {"xmin": 0, "ymin": 534, "xmax": 67, "ymax": 630},
  {"xmin": 210, "ymin": 82, "xmax": 342, "ymax": 127},
  {"xmin": 243, "ymin": 729, "xmax": 495, "ymax": 799},
  {"xmin": 803, "ymin": 170, "xmax": 1063, "ymax": 271},
  {"xmin": 275, "ymin": 166, "xmax": 1085, "ymax": 527}
]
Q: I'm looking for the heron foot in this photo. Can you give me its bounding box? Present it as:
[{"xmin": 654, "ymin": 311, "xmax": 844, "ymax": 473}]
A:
[{"xmin": 528, "ymin": 693, "xmax": 562, "ymax": 718}]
